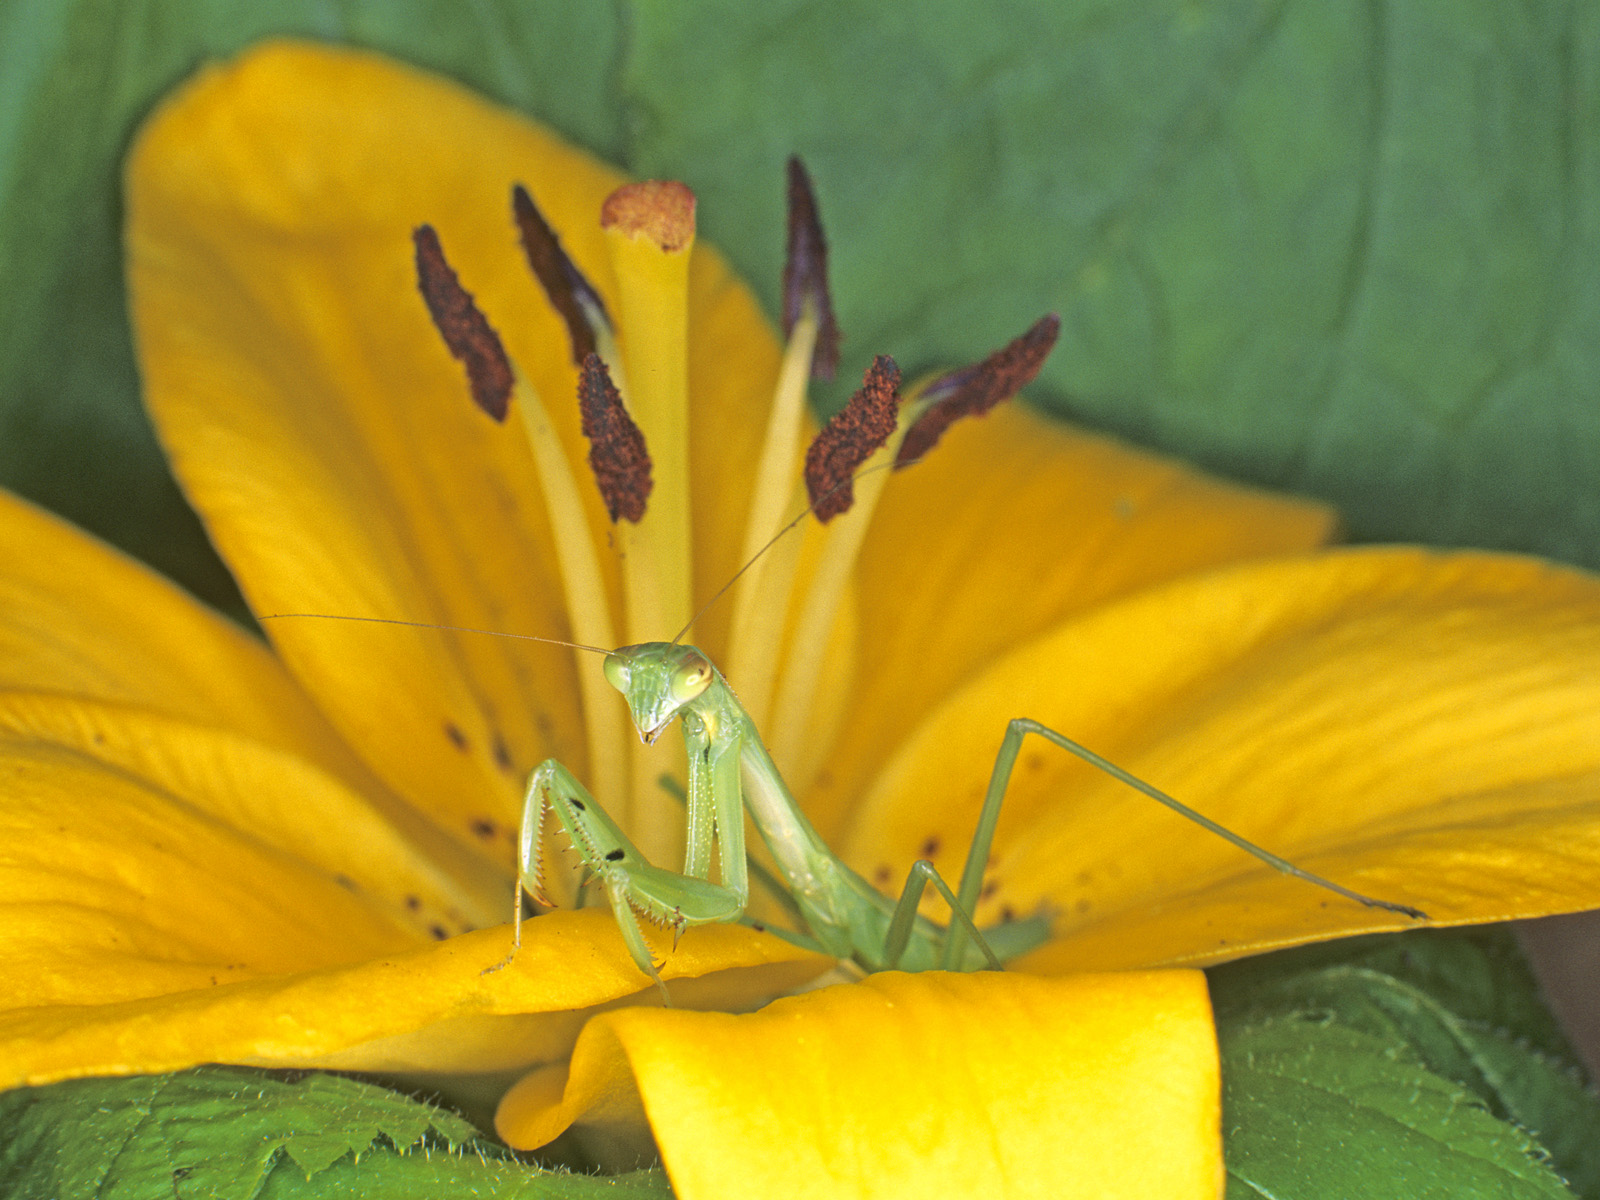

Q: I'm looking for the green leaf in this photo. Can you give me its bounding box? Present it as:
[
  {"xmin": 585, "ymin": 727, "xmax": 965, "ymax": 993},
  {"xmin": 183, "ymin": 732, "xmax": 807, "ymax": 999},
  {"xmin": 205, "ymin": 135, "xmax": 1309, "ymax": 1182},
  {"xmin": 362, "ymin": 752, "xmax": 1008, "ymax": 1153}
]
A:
[
  {"xmin": 1214, "ymin": 930, "xmax": 1600, "ymax": 1199},
  {"xmin": 0, "ymin": 1066, "xmax": 673, "ymax": 1199},
  {"xmin": 1211, "ymin": 927, "xmax": 1582, "ymax": 1065},
  {"xmin": 621, "ymin": 0, "xmax": 1600, "ymax": 570},
  {"xmin": 11, "ymin": 2, "xmax": 1598, "ymax": 595},
  {"xmin": 1222, "ymin": 1016, "xmax": 1576, "ymax": 1200},
  {"xmin": 0, "ymin": 0, "xmax": 625, "ymax": 613}
]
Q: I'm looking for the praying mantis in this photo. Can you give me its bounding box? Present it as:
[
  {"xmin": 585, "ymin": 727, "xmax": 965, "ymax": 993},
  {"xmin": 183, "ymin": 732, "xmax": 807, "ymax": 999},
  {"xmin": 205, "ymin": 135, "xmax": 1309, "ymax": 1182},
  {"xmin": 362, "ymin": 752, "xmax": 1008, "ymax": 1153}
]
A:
[
  {"xmin": 492, "ymin": 635, "xmax": 1428, "ymax": 1003},
  {"xmin": 343, "ymin": 166, "xmax": 1432, "ymax": 1003},
  {"xmin": 378, "ymin": 168, "xmax": 1434, "ymax": 1005}
]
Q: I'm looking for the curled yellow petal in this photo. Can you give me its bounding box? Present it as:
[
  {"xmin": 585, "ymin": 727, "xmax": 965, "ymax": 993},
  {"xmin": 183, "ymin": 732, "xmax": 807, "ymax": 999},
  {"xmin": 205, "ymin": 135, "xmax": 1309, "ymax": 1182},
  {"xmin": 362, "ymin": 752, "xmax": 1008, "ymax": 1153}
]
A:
[
  {"xmin": 0, "ymin": 723, "xmax": 821, "ymax": 1089},
  {"xmin": 497, "ymin": 970, "xmax": 1222, "ymax": 1200}
]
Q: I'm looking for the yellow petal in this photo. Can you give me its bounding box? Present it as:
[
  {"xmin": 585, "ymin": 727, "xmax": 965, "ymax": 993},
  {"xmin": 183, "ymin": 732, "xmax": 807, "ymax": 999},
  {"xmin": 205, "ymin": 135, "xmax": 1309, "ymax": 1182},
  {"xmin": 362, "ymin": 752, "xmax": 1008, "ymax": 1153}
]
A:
[
  {"xmin": 0, "ymin": 484, "xmax": 503, "ymax": 921},
  {"xmin": 126, "ymin": 41, "xmax": 780, "ymax": 863},
  {"xmin": 0, "ymin": 716, "xmax": 422, "ymax": 1001},
  {"xmin": 809, "ymin": 403, "xmax": 1335, "ymax": 840},
  {"xmin": 844, "ymin": 548, "xmax": 1600, "ymax": 969},
  {"xmin": 497, "ymin": 970, "xmax": 1221, "ymax": 1200},
  {"xmin": 0, "ymin": 487, "xmax": 359, "ymax": 789},
  {"xmin": 1, "ymin": 906, "xmax": 820, "ymax": 1089}
]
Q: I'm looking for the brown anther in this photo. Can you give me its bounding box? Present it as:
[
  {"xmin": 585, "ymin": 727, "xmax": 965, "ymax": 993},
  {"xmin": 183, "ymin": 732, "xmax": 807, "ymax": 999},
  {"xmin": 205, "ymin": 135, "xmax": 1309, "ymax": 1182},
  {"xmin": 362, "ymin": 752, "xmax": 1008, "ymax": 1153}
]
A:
[
  {"xmin": 578, "ymin": 352, "xmax": 653, "ymax": 523},
  {"xmin": 804, "ymin": 355, "xmax": 902, "ymax": 522},
  {"xmin": 601, "ymin": 180, "xmax": 696, "ymax": 252},
  {"xmin": 412, "ymin": 225, "xmax": 514, "ymax": 422},
  {"xmin": 512, "ymin": 184, "xmax": 607, "ymax": 365},
  {"xmin": 895, "ymin": 314, "xmax": 1061, "ymax": 468},
  {"xmin": 783, "ymin": 156, "xmax": 841, "ymax": 380}
]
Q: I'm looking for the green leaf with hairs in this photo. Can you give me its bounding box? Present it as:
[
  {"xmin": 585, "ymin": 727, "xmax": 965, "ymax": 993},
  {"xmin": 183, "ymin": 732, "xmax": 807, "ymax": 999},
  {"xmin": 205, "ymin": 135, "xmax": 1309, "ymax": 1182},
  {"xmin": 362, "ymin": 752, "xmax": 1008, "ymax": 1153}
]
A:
[
  {"xmin": 0, "ymin": 1066, "xmax": 673, "ymax": 1199},
  {"xmin": 1222, "ymin": 1016, "xmax": 1576, "ymax": 1200},
  {"xmin": 1214, "ymin": 930, "xmax": 1600, "ymax": 1199}
]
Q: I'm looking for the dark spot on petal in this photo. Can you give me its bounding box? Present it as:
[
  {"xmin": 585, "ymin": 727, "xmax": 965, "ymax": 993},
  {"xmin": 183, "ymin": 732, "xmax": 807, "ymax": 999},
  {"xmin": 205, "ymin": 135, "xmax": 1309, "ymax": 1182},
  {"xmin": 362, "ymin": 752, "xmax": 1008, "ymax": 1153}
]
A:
[
  {"xmin": 919, "ymin": 835, "xmax": 941, "ymax": 859},
  {"xmin": 471, "ymin": 818, "xmax": 498, "ymax": 840},
  {"xmin": 405, "ymin": 895, "xmax": 422, "ymax": 912},
  {"xmin": 492, "ymin": 733, "xmax": 515, "ymax": 773},
  {"xmin": 873, "ymin": 864, "xmax": 892, "ymax": 886},
  {"xmin": 1075, "ymin": 898, "xmax": 1092, "ymax": 914},
  {"xmin": 444, "ymin": 721, "xmax": 469, "ymax": 751},
  {"xmin": 334, "ymin": 874, "xmax": 357, "ymax": 892},
  {"xmin": 430, "ymin": 924, "xmax": 449, "ymax": 940},
  {"xmin": 980, "ymin": 880, "xmax": 1000, "ymax": 900},
  {"xmin": 1000, "ymin": 905, "xmax": 1017, "ymax": 924},
  {"xmin": 1024, "ymin": 752, "xmax": 1045, "ymax": 773}
]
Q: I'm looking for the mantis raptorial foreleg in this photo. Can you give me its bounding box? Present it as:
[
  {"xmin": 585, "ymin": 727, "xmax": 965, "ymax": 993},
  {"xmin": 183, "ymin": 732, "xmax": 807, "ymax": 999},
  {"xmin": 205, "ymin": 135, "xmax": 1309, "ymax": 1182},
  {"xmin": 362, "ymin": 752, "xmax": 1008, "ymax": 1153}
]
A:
[{"xmin": 490, "ymin": 758, "xmax": 743, "ymax": 1002}]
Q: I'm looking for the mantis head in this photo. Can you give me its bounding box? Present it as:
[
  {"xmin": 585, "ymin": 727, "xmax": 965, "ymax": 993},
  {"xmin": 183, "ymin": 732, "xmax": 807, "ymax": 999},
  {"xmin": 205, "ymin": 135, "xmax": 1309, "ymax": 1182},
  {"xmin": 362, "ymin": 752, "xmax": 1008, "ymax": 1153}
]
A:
[{"xmin": 603, "ymin": 642, "xmax": 717, "ymax": 743}]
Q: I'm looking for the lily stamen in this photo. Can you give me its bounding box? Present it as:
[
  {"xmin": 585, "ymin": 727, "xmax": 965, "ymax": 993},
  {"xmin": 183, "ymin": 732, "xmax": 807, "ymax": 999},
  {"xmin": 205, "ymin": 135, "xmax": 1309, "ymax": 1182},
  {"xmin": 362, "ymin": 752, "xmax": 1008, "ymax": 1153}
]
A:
[
  {"xmin": 413, "ymin": 220, "xmax": 626, "ymax": 825},
  {"xmin": 769, "ymin": 357, "xmax": 908, "ymax": 781},
  {"xmin": 411, "ymin": 224, "xmax": 514, "ymax": 421},
  {"xmin": 897, "ymin": 313, "xmax": 1062, "ymax": 468},
  {"xmin": 511, "ymin": 183, "xmax": 614, "ymax": 368},
  {"xmin": 728, "ymin": 157, "xmax": 841, "ymax": 728}
]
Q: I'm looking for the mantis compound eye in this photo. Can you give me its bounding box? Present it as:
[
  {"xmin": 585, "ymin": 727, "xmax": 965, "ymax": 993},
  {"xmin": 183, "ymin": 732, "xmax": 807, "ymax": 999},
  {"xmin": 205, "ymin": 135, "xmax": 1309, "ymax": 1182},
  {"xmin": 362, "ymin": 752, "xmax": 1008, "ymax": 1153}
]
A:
[
  {"xmin": 602, "ymin": 652, "xmax": 631, "ymax": 693},
  {"xmin": 669, "ymin": 653, "xmax": 714, "ymax": 704}
]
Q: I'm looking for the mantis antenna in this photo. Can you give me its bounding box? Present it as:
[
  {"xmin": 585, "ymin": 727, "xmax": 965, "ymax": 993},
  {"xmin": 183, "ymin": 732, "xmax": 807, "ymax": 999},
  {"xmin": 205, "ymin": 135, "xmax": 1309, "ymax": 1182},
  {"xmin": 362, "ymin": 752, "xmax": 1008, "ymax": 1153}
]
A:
[
  {"xmin": 256, "ymin": 612, "xmax": 612, "ymax": 657},
  {"xmin": 669, "ymin": 460, "xmax": 897, "ymax": 645}
]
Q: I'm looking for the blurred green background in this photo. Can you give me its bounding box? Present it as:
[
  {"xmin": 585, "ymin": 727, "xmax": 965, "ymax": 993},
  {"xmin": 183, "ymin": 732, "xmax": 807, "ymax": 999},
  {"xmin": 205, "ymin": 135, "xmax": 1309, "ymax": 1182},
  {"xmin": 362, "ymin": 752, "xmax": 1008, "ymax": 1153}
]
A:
[{"xmin": 2, "ymin": 0, "xmax": 1596, "ymax": 614}]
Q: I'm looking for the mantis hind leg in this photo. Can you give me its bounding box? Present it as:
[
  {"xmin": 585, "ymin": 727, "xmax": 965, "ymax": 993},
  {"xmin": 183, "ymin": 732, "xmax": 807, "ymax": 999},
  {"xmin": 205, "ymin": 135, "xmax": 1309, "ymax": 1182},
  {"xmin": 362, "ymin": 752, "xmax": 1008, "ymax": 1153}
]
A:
[
  {"xmin": 939, "ymin": 717, "xmax": 1428, "ymax": 971},
  {"xmin": 882, "ymin": 859, "xmax": 1003, "ymax": 972}
]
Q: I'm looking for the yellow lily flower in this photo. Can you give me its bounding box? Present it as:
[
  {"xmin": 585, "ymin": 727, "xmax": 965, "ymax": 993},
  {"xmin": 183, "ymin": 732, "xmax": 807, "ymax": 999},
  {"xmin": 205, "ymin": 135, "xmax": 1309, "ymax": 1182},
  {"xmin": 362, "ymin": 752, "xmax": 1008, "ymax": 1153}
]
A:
[{"xmin": 4, "ymin": 38, "xmax": 1600, "ymax": 1198}]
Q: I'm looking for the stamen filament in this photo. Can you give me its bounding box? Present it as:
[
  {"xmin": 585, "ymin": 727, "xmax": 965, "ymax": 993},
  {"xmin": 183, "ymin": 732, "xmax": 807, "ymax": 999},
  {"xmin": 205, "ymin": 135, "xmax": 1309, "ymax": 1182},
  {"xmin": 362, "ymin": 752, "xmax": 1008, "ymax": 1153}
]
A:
[
  {"xmin": 727, "ymin": 308, "xmax": 820, "ymax": 723},
  {"xmin": 768, "ymin": 422, "xmax": 909, "ymax": 777},
  {"xmin": 510, "ymin": 370, "xmax": 627, "ymax": 817}
]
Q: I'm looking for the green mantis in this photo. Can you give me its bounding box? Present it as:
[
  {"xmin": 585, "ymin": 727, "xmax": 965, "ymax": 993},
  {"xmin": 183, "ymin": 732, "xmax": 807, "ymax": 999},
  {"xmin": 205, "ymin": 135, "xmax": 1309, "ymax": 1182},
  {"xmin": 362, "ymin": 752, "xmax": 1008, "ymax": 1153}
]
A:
[
  {"xmin": 394, "ymin": 166, "xmax": 1429, "ymax": 1004},
  {"xmin": 497, "ymin": 639, "xmax": 1427, "ymax": 1004}
]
